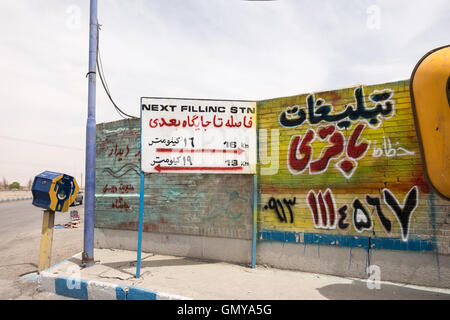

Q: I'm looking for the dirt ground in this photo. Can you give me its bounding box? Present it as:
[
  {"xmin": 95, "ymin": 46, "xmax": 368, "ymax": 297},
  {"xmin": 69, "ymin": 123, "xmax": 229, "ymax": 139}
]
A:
[{"xmin": 0, "ymin": 200, "xmax": 83, "ymax": 299}]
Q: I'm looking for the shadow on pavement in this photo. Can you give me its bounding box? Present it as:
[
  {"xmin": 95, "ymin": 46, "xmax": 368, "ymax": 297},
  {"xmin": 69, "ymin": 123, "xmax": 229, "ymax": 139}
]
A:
[
  {"xmin": 67, "ymin": 255, "xmax": 214, "ymax": 277},
  {"xmin": 317, "ymin": 279, "xmax": 450, "ymax": 300}
]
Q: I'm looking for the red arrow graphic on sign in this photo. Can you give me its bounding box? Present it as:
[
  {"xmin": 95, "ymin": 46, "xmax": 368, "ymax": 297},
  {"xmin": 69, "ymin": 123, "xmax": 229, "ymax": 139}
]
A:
[
  {"xmin": 156, "ymin": 148, "xmax": 245, "ymax": 155},
  {"xmin": 154, "ymin": 164, "xmax": 244, "ymax": 172}
]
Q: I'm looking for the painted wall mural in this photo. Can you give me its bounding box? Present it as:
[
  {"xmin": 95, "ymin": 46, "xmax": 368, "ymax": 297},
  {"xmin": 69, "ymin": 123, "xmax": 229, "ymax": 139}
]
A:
[
  {"xmin": 94, "ymin": 78, "xmax": 449, "ymax": 255},
  {"xmin": 258, "ymin": 80, "xmax": 441, "ymax": 252}
]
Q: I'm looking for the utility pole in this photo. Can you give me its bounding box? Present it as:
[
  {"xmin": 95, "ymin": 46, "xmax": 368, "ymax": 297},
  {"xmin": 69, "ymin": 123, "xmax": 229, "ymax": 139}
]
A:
[{"xmin": 82, "ymin": 0, "xmax": 97, "ymax": 267}]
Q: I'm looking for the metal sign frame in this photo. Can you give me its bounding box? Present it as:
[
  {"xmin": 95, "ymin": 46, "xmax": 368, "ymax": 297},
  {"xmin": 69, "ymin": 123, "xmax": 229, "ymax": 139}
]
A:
[{"xmin": 136, "ymin": 97, "xmax": 258, "ymax": 278}]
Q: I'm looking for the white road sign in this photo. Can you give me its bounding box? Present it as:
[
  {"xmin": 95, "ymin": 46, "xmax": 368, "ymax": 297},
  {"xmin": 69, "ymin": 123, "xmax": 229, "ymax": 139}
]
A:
[{"xmin": 141, "ymin": 98, "xmax": 257, "ymax": 174}]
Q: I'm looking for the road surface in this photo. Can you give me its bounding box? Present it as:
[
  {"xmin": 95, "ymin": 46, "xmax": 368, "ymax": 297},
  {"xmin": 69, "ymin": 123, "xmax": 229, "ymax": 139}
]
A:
[{"xmin": 0, "ymin": 199, "xmax": 83, "ymax": 299}]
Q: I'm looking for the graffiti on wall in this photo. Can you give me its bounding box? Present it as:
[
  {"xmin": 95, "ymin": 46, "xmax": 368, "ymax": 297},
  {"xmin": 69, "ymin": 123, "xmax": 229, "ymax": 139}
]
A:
[
  {"xmin": 287, "ymin": 123, "xmax": 370, "ymax": 178},
  {"xmin": 305, "ymin": 186, "xmax": 418, "ymax": 241},
  {"xmin": 263, "ymin": 197, "xmax": 296, "ymax": 223},
  {"xmin": 280, "ymin": 86, "xmax": 414, "ymax": 179},
  {"xmin": 372, "ymin": 136, "xmax": 415, "ymax": 158},
  {"xmin": 103, "ymin": 183, "xmax": 135, "ymax": 194},
  {"xmin": 262, "ymin": 186, "xmax": 419, "ymax": 242},
  {"xmin": 192, "ymin": 188, "xmax": 252, "ymax": 221},
  {"xmin": 106, "ymin": 143, "xmax": 141, "ymax": 163},
  {"xmin": 94, "ymin": 80, "xmax": 442, "ymax": 251},
  {"xmin": 103, "ymin": 163, "xmax": 140, "ymax": 178},
  {"xmin": 111, "ymin": 197, "xmax": 131, "ymax": 212},
  {"xmin": 279, "ymin": 87, "xmax": 395, "ymax": 129},
  {"xmin": 258, "ymin": 80, "xmax": 433, "ymax": 250}
]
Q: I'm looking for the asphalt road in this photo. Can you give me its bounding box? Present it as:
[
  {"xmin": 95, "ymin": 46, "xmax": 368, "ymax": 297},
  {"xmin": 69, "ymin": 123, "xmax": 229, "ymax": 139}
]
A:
[{"xmin": 0, "ymin": 200, "xmax": 84, "ymax": 299}]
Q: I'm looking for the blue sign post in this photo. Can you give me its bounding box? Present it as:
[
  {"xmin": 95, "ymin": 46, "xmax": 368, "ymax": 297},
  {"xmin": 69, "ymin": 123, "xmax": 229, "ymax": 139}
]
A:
[
  {"xmin": 136, "ymin": 171, "xmax": 145, "ymax": 278},
  {"xmin": 135, "ymin": 97, "xmax": 258, "ymax": 277},
  {"xmin": 136, "ymin": 98, "xmax": 145, "ymax": 278}
]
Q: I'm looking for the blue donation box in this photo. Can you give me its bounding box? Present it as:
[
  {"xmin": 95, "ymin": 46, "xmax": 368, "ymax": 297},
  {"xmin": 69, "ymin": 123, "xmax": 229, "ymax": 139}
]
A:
[{"xmin": 31, "ymin": 171, "xmax": 79, "ymax": 212}]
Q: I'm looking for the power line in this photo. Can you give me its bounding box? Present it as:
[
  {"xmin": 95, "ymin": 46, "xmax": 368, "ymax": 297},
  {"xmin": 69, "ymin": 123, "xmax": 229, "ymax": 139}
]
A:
[
  {"xmin": 96, "ymin": 24, "xmax": 139, "ymax": 120},
  {"xmin": 0, "ymin": 135, "xmax": 83, "ymax": 151}
]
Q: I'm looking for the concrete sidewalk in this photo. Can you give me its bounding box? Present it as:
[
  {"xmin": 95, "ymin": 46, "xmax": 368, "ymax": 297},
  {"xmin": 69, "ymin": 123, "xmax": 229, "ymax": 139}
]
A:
[{"xmin": 37, "ymin": 248, "xmax": 450, "ymax": 300}]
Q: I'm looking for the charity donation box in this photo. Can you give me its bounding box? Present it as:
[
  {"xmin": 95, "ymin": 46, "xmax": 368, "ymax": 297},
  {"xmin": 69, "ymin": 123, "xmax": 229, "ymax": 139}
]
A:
[{"xmin": 31, "ymin": 171, "xmax": 79, "ymax": 212}]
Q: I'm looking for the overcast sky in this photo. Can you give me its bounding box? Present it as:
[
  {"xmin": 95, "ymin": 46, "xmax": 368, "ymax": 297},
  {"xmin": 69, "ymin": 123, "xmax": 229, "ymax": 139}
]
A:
[{"xmin": 0, "ymin": 0, "xmax": 449, "ymax": 186}]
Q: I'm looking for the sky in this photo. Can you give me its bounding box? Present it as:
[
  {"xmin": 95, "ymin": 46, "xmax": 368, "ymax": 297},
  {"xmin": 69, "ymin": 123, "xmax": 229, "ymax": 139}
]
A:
[{"xmin": 0, "ymin": 0, "xmax": 449, "ymax": 186}]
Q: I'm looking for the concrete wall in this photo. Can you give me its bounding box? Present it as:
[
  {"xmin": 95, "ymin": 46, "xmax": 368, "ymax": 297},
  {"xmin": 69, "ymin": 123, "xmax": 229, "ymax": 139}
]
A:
[
  {"xmin": 94, "ymin": 79, "xmax": 450, "ymax": 288},
  {"xmin": 95, "ymin": 228, "xmax": 252, "ymax": 265},
  {"xmin": 257, "ymin": 79, "xmax": 450, "ymax": 287},
  {"xmin": 95, "ymin": 119, "xmax": 253, "ymax": 239},
  {"xmin": 256, "ymin": 241, "xmax": 450, "ymax": 288}
]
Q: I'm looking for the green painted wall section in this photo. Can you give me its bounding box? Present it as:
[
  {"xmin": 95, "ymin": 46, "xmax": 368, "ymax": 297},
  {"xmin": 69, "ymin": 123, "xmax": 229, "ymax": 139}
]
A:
[{"xmin": 95, "ymin": 119, "xmax": 253, "ymax": 240}]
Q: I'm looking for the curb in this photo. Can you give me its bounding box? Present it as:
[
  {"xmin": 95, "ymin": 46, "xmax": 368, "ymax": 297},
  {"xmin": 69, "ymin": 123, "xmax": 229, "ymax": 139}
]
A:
[
  {"xmin": 0, "ymin": 196, "xmax": 32, "ymax": 203},
  {"xmin": 38, "ymin": 270, "xmax": 192, "ymax": 300}
]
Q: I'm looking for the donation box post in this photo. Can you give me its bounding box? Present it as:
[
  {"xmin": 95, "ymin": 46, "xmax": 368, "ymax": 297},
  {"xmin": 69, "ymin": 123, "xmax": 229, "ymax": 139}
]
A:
[{"xmin": 31, "ymin": 171, "xmax": 79, "ymax": 272}]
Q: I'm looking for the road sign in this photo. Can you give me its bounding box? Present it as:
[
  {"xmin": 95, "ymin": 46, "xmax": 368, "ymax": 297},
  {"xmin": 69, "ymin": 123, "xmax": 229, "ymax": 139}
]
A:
[{"xmin": 141, "ymin": 98, "xmax": 257, "ymax": 174}]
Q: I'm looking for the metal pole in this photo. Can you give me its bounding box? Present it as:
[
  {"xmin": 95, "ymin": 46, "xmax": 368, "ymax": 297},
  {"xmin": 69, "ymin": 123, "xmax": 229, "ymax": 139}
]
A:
[
  {"xmin": 251, "ymin": 174, "xmax": 257, "ymax": 268},
  {"xmin": 251, "ymin": 108, "xmax": 260, "ymax": 269},
  {"xmin": 82, "ymin": 0, "xmax": 98, "ymax": 267},
  {"xmin": 136, "ymin": 171, "xmax": 145, "ymax": 278}
]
